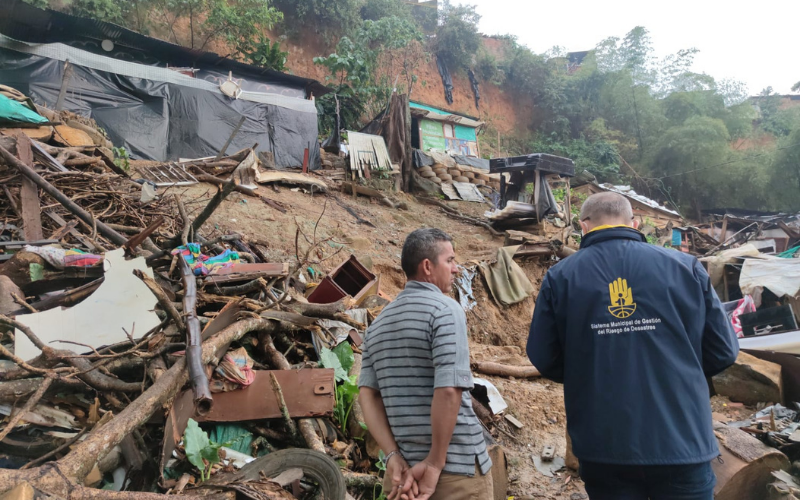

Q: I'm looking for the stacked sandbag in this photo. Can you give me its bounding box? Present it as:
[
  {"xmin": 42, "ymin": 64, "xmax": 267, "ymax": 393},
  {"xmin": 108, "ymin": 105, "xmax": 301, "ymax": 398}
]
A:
[
  {"xmin": 417, "ymin": 165, "xmax": 442, "ymax": 184},
  {"xmin": 454, "ymin": 164, "xmax": 502, "ymax": 190}
]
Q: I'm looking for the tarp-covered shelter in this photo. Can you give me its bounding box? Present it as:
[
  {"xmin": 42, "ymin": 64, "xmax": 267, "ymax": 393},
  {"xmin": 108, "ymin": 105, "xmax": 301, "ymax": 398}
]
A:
[{"xmin": 0, "ymin": 1, "xmax": 329, "ymax": 168}]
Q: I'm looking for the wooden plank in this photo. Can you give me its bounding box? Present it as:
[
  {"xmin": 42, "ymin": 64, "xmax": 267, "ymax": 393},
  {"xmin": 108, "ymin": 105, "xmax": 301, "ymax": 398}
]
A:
[
  {"xmin": 43, "ymin": 211, "xmax": 98, "ymax": 251},
  {"xmin": 30, "ymin": 141, "xmax": 69, "ymax": 173},
  {"xmin": 11, "ymin": 134, "xmax": 44, "ymax": 241},
  {"xmin": 55, "ymin": 60, "xmax": 73, "ymax": 111},
  {"xmin": 204, "ymin": 263, "xmax": 289, "ymax": 285},
  {"xmin": 122, "ymin": 216, "xmax": 164, "ymax": 253}
]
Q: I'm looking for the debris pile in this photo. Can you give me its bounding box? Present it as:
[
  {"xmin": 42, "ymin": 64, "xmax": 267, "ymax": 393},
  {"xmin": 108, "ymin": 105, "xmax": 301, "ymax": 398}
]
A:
[{"xmin": 0, "ymin": 89, "xmax": 411, "ymax": 499}]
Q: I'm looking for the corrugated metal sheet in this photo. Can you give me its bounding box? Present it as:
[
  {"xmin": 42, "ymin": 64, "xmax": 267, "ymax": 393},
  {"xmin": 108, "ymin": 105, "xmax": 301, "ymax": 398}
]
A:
[{"xmin": 347, "ymin": 131, "xmax": 393, "ymax": 173}]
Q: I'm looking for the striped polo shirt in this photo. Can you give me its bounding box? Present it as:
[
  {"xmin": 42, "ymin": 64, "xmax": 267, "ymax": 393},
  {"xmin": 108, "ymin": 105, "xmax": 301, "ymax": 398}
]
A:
[{"xmin": 359, "ymin": 280, "xmax": 492, "ymax": 476}]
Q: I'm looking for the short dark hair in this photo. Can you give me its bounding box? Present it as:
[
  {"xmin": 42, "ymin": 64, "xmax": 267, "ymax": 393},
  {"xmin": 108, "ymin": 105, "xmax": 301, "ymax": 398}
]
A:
[{"xmin": 401, "ymin": 228, "xmax": 453, "ymax": 278}]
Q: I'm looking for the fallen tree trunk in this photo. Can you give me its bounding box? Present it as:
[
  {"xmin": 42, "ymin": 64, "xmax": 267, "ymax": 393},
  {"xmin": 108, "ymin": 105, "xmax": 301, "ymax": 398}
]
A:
[
  {"xmin": 178, "ymin": 254, "xmax": 213, "ymax": 415},
  {"xmin": 713, "ymin": 422, "xmax": 790, "ymax": 500},
  {"xmin": 471, "ymin": 362, "xmax": 541, "ymax": 379},
  {"xmin": 342, "ymin": 182, "xmax": 405, "ymax": 210}
]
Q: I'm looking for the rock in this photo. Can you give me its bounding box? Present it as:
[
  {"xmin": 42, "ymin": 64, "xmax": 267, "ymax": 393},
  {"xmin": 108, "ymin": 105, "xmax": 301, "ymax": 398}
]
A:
[
  {"xmin": 713, "ymin": 351, "xmax": 782, "ymax": 406},
  {"xmin": 0, "ymin": 275, "xmax": 24, "ymax": 315},
  {"xmin": 345, "ymin": 236, "xmax": 371, "ymax": 251}
]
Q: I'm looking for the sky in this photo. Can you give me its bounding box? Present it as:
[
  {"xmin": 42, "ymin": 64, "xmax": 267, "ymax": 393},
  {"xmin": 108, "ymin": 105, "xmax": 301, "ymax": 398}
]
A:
[{"xmin": 469, "ymin": 0, "xmax": 800, "ymax": 95}]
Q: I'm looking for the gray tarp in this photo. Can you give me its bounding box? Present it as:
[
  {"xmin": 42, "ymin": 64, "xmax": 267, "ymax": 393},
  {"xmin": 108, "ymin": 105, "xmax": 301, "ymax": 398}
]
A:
[{"xmin": 0, "ymin": 38, "xmax": 320, "ymax": 168}]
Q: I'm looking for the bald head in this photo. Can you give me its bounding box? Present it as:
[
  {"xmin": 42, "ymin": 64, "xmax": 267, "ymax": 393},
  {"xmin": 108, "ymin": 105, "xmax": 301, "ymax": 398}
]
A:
[{"xmin": 579, "ymin": 192, "xmax": 635, "ymax": 232}]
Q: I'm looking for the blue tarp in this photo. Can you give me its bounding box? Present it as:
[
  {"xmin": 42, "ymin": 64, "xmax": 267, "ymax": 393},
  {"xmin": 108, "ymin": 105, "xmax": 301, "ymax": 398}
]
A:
[{"xmin": 0, "ymin": 93, "xmax": 47, "ymax": 126}]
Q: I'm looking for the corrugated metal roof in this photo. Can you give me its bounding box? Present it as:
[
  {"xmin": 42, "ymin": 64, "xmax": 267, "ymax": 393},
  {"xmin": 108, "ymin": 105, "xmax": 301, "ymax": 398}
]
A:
[{"xmin": 0, "ymin": 0, "xmax": 331, "ymax": 97}]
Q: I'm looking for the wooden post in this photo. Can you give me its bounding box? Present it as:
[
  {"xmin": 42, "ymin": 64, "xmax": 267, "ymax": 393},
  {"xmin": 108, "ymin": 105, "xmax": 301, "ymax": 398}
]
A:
[
  {"xmin": 55, "ymin": 60, "xmax": 73, "ymax": 111},
  {"xmin": 12, "ymin": 133, "xmax": 44, "ymax": 241},
  {"xmin": 565, "ymin": 178, "xmax": 572, "ymax": 226},
  {"xmin": 301, "ymin": 146, "xmax": 309, "ymax": 174},
  {"xmin": 402, "ymin": 94, "xmax": 413, "ymax": 193},
  {"xmin": 720, "ymin": 216, "xmax": 729, "ymax": 244},
  {"xmin": 214, "ymin": 116, "xmax": 246, "ymax": 161}
]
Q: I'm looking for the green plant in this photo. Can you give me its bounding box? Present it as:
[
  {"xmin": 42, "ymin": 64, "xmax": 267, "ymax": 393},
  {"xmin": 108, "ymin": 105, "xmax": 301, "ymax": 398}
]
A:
[
  {"xmin": 113, "ymin": 146, "xmax": 131, "ymax": 172},
  {"xmin": 183, "ymin": 419, "xmax": 247, "ymax": 481},
  {"xmin": 273, "ymin": 0, "xmax": 362, "ymax": 40},
  {"xmin": 244, "ymin": 36, "xmax": 288, "ymax": 71},
  {"xmin": 372, "ymin": 450, "xmax": 387, "ymax": 500},
  {"xmin": 433, "ymin": 1, "xmax": 481, "ymax": 70},
  {"xmin": 319, "ymin": 343, "xmax": 360, "ymax": 435},
  {"xmin": 22, "ymin": 0, "xmax": 49, "ymax": 8}
]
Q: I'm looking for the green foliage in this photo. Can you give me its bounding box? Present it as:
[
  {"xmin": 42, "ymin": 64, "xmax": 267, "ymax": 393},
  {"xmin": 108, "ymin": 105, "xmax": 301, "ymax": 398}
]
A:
[
  {"xmin": 113, "ymin": 146, "xmax": 130, "ymax": 173},
  {"xmin": 69, "ymin": 0, "xmax": 124, "ymax": 24},
  {"xmin": 203, "ymin": 0, "xmax": 283, "ymax": 57},
  {"xmin": 648, "ymin": 116, "xmax": 732, "ymax": 217},
  {"xmin": 314, "ymin": 15, "xmax": 424, "ymax": 134},
  {"xmin": 360, "ymin": 0, "xmax": 411, "ymax": 22},
  {"xmin": 273, "ymin": 0, "xmax": 362, "ymax": 39},
  {"xmin": 529, "ymin": 137, "xmax": 621, "ymax": 182},
  {"xmin": 22, "ymin": 0, "xmax": 49, "ymax": 9},
  {"xmin": 767, "ymin": 128, "xmax": 800, "ymax": 211},
  {"xmin": 184, "ymin": 419, "xmax": 224, "ymax": 481},
  {"xmin": 759, "ymin": 98, "xmax": 800, "ymax": 138},
  {"xmin": 792, "ymin": 81, "xmax": 800, "ymax": 93},
  {"xmin": 319, "ymin": 343, "xmax": 360, "ymax": 436},
  {"xmin": 476, "ymin": 49, "xmax": 504, "ymax": 85},
  {"xmin": 433, "ymin": 1, "xmax": 481, "ymax": 70},
  {"xmin": 243, "ymin": 36, "xmax": 288, "ymax": 71}
]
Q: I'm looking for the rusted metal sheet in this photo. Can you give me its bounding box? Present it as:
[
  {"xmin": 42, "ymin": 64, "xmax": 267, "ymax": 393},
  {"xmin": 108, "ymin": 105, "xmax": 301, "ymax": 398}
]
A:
[
  {"xmin": 161, "ymin": 369, "xmax": 335, "ymax": 478},
  {"xmin": 193, "ymin": 369, "xmax": 334, "ymax": 422}
]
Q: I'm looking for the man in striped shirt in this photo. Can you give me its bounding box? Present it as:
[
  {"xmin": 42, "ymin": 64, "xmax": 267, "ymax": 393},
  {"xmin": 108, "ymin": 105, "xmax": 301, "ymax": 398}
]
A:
[{"xmin": 359, "ymin": 228, "xmax": 493, "ymax": 500}]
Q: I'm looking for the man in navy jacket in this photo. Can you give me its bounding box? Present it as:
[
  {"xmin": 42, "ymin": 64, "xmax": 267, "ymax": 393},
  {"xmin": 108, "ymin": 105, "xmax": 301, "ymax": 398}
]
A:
[{"xmin": 527, "ymin": 192, "xmax": 738, "ymax": 500}]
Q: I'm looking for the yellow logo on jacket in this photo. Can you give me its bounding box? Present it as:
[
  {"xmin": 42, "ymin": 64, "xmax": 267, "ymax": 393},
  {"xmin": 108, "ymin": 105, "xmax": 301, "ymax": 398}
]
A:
[{"xmin": 608, "ymin": 278, "xmax": 637, "ymax": 318}]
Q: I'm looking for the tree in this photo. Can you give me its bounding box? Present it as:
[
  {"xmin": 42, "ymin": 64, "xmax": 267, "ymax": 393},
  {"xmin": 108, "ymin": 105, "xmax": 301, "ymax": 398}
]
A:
[
  {"xmin": 792, "ymin": 81, "xmax": 800, "ymax": 93},
  {"xmin": 272, "ymin": 0, "xmax": 362, "ymax": 40},
  {"xmin": 313, "ymin": 15, "xmax": 425, "ymax": 133},
  {"xmin": 21, "ymin": 0, "xmax": 49, "ymax": 9},
  {"xmin": 649, "ymin": 116, "xmax": 732, "ymax": 217},
  {"xmin": 68, "ymin": 0, "xmax": 125, "ymax": 24},
  {"xmin": 768, "ymin": 128, "xmax": 800, "ymax": 211},
  {"xmin": 433, "ymin": 1, "xmax": 481, "ymax": 70}
]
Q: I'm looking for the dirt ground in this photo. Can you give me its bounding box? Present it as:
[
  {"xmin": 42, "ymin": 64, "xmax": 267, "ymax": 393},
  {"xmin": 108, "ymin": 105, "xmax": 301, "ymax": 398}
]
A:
[{"xmin": 167, "ymin": 179, "xmax": 583, "ymax": 498}]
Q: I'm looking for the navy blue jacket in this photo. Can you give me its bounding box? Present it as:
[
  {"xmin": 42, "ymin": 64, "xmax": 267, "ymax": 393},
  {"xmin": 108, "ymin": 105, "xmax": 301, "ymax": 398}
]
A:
[{"xmin": 527, "ymin": 226, "xmax": 738, "ymax": 465}]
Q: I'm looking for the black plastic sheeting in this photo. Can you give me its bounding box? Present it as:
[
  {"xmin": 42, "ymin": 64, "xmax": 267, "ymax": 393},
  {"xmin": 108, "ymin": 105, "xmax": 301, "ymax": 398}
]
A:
[
  {"xmin": 413, "ymin": 149, "xmax": 434, "ymax": 168},
  {"xmin": 436, "ymin": 56, "xmax": 454, "ymax": 105},
  {"xmin": 452, "ymin": 154, "xmax": 489, "ymax": 171},
  {"xmin": 413, "ymin": 150, "xmax": 489, "ymax": 171},
  {"xmin": 468, "ymin": 69, "xmax": 480, "ymax": 110},
  {"xmin": 0, "ymin": 49, "xmax": 320, "ymax": 169}
]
